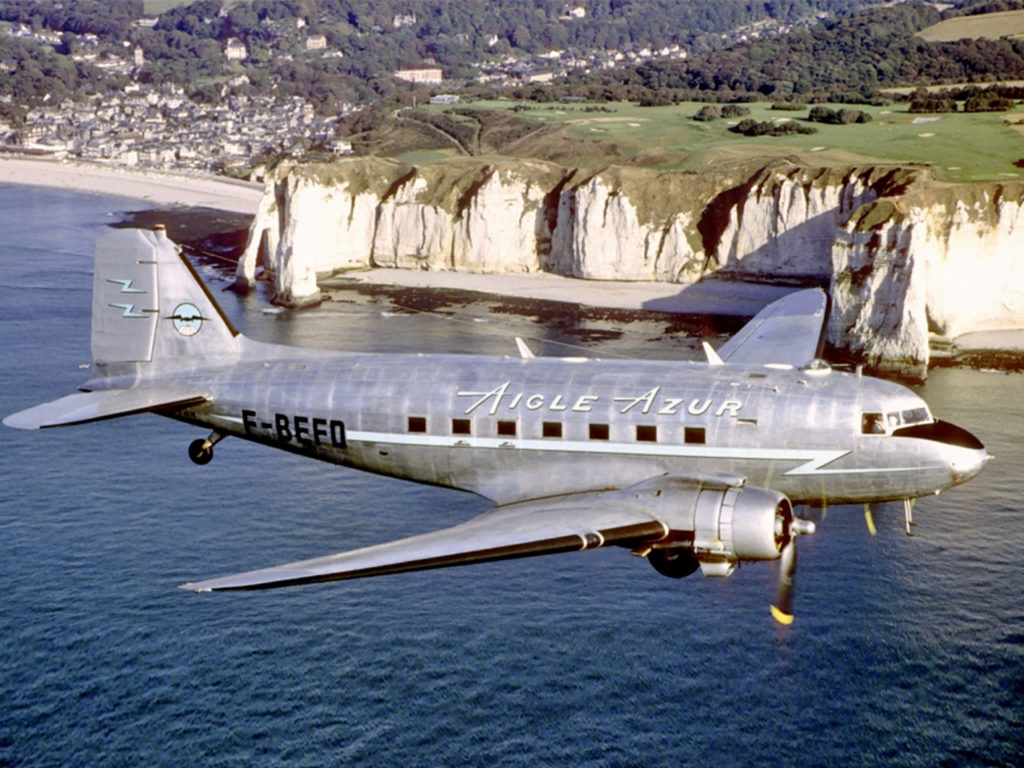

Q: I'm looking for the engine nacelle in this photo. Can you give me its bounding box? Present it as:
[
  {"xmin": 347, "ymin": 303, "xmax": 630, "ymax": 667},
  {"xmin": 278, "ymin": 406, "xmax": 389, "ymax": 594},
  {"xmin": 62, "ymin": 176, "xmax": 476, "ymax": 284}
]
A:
[
  {"xmin": 691, "ymin": 484, "xmax": 792, "ymax": 577},
  {"xmin": 636, "ymin": 475, "xmax": 793, "ymax": 580}
]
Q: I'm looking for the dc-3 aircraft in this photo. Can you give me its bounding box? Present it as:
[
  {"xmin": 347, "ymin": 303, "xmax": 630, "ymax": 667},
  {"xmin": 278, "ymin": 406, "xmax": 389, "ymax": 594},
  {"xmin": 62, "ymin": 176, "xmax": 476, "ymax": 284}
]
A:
[{"xmin": 5, "ymin": 227, "xmax": 990, "ymax": 624}]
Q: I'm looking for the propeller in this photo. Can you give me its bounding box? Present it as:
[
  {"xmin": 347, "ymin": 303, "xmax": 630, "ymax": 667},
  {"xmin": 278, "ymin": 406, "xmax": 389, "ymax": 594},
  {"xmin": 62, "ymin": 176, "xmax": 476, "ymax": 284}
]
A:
[
  {"xmin": 771, "ymin": 516, "xmax": 815, "ymax": 626},
  {"xmin": 864, "ymin": 503, "xmax": 878, "ymax": 536}
]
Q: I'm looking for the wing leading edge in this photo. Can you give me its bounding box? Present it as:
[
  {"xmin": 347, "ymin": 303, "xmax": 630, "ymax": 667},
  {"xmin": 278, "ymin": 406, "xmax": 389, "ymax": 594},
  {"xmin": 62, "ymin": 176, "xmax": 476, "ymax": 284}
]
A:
[
  {"xmin": 714, "ymin": 288, "xmax": 827, "ymax": 367},
  {"xmin": 181, "ymin": 487, "xmax": 674, "ymax": 591}
]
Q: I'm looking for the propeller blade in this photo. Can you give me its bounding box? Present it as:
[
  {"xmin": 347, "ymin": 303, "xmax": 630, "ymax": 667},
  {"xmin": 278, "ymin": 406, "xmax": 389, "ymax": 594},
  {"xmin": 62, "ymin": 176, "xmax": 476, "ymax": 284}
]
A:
[
  {"xmin": 864, "ymin": 503, "xmax": 877, "ymax": 536},
  {"xmin": 771, "ymin": 538, "xmax": 797, "ymax": 626},
  {"xmin": 770, "ymin": 517, "xmax": 814, "ymax": 626}
]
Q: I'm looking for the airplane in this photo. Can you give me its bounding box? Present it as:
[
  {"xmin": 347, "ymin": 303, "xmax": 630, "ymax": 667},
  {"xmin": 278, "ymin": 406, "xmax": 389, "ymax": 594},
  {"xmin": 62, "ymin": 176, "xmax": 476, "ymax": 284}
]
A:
[{"xmin": 4, "ymin": 226, "xmax": 990, "ymax": 624}]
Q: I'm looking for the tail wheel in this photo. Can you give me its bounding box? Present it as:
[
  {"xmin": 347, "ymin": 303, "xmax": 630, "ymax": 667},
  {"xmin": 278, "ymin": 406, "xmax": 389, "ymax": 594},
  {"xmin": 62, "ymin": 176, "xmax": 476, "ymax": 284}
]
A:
[{"xmin": 188, "ymin": 438, "xmax": 213, "ymax": 465}]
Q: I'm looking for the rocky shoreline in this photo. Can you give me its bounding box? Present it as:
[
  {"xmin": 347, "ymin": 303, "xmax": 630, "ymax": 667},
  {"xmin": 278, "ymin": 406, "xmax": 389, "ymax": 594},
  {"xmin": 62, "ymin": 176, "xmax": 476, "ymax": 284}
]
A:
[
  {"xmin": 235, "ymin": 157, "xmax": 1024, "ymax": 380},
  {"xmin": 118, "ymin": 204, "xmax": 1024, "ymax": 379}
]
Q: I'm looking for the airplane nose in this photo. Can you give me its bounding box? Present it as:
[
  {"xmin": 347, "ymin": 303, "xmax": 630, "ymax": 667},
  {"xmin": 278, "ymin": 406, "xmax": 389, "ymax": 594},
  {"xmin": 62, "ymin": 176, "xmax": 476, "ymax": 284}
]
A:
[
  {"xmin": 899, "ymin": 419, "xmax": 989, "ymax": 488},
  {"xmin": 936, "ymin": 421, "xmax": 989, "ymax": 486},
  {"xmin": 950, "ymin": 445, "xmax": 991, "ymax": 486}
]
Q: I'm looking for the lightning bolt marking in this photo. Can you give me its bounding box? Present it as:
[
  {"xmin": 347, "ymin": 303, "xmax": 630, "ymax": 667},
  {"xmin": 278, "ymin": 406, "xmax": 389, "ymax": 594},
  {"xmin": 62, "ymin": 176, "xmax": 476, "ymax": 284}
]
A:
[
  {"xmin": 107, "ymin": 278, "xmax": 146, "ymax": 294},
  {"xmin": 109, "ymin": 303, "xmax": 149, "ymax": 319}
]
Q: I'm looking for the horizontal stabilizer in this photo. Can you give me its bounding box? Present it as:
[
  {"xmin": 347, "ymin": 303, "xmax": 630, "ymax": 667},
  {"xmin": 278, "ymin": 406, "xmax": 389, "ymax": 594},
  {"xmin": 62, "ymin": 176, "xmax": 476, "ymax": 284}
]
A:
[
  {"xmin": 181, "ymin": 490, "xmax": 671, "ymax": 591},
  {"xmin": 3, "ymin": 388, "xmax": 207, "ymax": 430},
  {"xmin": 714, "ymin": 288, "xmax": 827, "ymax": 367}
]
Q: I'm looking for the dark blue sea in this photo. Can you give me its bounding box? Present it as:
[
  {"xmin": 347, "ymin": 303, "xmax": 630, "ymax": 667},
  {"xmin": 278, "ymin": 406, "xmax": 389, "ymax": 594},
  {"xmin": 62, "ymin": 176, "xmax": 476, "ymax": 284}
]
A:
[{"xmin": 1, "ymin": 185, "xmax": 1021, "ymax": 767}]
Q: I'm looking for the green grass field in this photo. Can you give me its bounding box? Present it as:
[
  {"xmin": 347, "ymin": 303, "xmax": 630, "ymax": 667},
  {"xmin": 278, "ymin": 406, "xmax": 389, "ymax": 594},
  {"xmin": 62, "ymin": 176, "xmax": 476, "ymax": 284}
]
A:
[
  {"xmin": 917, "ymin": 10, "xmax": 1024, "ymax": 42},
  {"xmin": 142, "ymin": 0, "xmax": 246, "ymax": 13},
  {"xmin": 426, "ymin": 100, "xmax": 1024, "ymax": 182}
]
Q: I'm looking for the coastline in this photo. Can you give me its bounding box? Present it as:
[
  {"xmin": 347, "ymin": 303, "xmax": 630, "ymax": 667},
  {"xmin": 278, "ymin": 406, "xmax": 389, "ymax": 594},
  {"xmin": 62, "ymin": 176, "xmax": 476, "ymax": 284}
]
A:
[
  {"xmin": 3, "ymin": 155, "xmax": 1020, "ymax": 366},
  {"xmin": 0, "ymin": 156, "xmax": 261, "ymax": 214},
  {"xmin": 327, "ymin": 268, "xmax": 798, "ymax": 318}
]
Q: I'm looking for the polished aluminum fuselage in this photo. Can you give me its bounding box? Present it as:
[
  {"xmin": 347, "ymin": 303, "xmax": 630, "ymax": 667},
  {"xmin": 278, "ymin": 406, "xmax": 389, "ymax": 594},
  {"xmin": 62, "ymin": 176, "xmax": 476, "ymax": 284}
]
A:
[{"xmin": 157, "ymin": 340, "xmax": 984, "ymax": 507}]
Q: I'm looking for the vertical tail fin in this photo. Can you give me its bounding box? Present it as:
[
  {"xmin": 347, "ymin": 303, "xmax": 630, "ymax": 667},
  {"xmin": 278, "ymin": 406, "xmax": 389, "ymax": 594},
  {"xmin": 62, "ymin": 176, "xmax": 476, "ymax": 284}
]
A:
[
  {"xmin": 4, "ymin": 227, "xmax": 233, "ymax": 430},
  {"xmin": 92, "ymin": 226, "xmax": 240, "ymax": 375}
]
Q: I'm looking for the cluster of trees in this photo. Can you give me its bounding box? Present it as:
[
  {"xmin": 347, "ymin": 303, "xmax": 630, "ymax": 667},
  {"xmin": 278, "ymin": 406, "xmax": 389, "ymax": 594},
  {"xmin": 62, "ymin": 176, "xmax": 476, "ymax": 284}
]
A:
[
  {"xmin": 958, "ymin": 0, "xmax": 1024, "ymax": 15},
  {"xmin": 575, "ymin": 3, "xmax": 1024, "ymax": 104},
  {"xmin": 0, "ymin": 34, "xmax": 114, "ymax": 113},
  {"xmin": 729, "ymin": 118, "xmax": 817, "ymax": 137},
  {"xmin": 692, "ymin": 104, "xmax": 750, "ymax": 121},
  {"xmin": 906, "ymin": 84, "xmax": 1024, "ymax": 113},
  {"xmin": 0, "ymin": 1, "xmax": 143, "ymax": 41},
  {"xmin": 807, "ymin": 106, "xmax": 872, "ymax": 123},
  {"xmin": 0, "ymin": 0, "xmax": 899, "ymax": 111},
  {"xmin": 910, "ymin": 91, "xmax": 1015, "ymax": 112},
  {"xmin": 3, "ymin": 0, "xmax": 1024, "ymax": 117}
]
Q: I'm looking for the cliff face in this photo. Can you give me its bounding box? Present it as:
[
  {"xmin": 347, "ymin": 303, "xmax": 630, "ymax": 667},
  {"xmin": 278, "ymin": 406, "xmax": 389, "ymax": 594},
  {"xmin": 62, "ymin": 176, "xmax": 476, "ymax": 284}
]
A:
[
  {"xmin": 238, "ymin": 157, "xmax": 1024, "ymax": 375},
  {"xmin": 830, "ymin": 185, "xmax": 1024, "ymax": 377}
]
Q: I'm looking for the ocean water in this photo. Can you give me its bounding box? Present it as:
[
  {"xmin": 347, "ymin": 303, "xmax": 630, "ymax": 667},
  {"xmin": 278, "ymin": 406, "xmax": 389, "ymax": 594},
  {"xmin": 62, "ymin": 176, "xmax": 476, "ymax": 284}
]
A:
[{"xmin": 1, "ymin": 185, "xmax": 1021, "ymax": 767}]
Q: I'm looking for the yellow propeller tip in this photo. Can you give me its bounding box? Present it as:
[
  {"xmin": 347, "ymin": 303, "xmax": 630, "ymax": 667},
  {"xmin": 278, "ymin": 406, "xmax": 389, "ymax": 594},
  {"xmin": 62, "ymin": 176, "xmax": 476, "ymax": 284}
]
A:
[
  {"xmin": 770, "ymin": 605, "xmax": 794, "ymax": 626},
  {"xmin": 864, "ymin": 508, "xmax": 877, "ymax": 536}
]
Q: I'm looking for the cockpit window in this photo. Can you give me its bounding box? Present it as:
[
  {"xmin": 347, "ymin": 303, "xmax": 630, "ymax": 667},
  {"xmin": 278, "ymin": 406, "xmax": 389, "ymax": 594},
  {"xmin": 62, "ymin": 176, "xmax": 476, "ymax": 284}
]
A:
[
  {"xmin": 863, "ymin": 407, "xmax": 932, "ymax": 435},
  {"xmin": 887, "ymin": 407, "xmax": 932, "ymax": 429},
  {"xmin": 900, "ymin": 407, "xmax": 932, "ymax": 427},
  {"xmin": 862, "ymin": 412, "xmax": 885, "ymax": 434}
]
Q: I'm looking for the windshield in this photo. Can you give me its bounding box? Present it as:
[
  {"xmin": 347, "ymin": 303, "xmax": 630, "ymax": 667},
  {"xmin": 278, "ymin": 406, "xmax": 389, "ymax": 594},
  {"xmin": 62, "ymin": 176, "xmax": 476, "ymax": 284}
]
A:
[{"xmin": 862, "ymin": 406, "xmax": 932, "ymax": 435}]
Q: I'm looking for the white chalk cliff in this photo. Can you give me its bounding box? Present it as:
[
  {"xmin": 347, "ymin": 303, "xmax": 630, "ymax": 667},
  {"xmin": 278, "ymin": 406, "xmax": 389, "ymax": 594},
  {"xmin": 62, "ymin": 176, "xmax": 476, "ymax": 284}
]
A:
[{"xmin": 238, "ymin": 158, "xmax": 1024, "ymax": 376}]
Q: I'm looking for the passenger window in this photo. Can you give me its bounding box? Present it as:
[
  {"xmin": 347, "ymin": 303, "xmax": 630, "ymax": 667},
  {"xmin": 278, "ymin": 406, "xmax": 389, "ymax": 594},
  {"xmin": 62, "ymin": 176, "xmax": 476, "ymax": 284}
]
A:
[
  {"xmin": 452, "ymin": 418, "xmax": 471, "ymax": 435},
  {"xmin": 861, "ymin": 413, "xmax": 884, "ymax": 434},
  {"xmin": 636, "ymin": 425, "xmax": 657, "ymax": 442},
  {"xmin": 589, "ymin": 423, "xmax": 610, "ymax": 440},
  {"xmin": 684, "ymin": 426, "xmax": 705, "ymax": 444},
  {"xmin": 542, "ymin": 421, "xmax": 562, "ymax": 438},
  {"xmin": 497, "ymin": 420, "xmax": 516, "ymax": 437},
  {"xmin": 408, "ymin": 416, "xmax": 427, "ymax": 433}
]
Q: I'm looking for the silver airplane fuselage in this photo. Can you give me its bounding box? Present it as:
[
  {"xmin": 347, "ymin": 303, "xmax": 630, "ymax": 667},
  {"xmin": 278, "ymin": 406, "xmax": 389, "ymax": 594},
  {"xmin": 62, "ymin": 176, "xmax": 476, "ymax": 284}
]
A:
[
  {"xmin": 156, "ymin": 344, "xmax": 986, "ymax": 508},
  {"xmin": 4, "ymin": 228, "xmax": 989, "ymax": 613}
]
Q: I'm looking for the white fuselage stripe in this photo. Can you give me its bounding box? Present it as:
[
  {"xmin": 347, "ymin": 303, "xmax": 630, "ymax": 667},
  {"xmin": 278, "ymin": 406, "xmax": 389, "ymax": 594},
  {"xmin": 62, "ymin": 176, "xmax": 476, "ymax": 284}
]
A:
[{"xmin": 345, "ymin": 429, "xmax": 862, "ymax": 476}]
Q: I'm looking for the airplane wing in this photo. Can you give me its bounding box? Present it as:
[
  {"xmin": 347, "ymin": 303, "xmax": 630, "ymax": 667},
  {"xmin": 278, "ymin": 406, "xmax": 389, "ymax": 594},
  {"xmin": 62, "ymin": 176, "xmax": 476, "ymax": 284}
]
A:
[
  {"xmin": 3, "ymin": 388, "xmax": 207, "ymax": 430},
  {"xmin": 181, "ymin": 488, "xmax": 673, "ymax": 591},
  {"xmin": 714, "ymin": 288, "xmax": 827, "ymax": 367}
]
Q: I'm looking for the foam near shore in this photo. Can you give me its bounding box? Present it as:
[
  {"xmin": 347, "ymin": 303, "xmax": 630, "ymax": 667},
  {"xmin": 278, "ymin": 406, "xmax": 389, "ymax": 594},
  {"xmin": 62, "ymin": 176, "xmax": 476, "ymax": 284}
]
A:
[{"xmin": 0, "ymin": 156, "xmax": 261, "ymax": 214}]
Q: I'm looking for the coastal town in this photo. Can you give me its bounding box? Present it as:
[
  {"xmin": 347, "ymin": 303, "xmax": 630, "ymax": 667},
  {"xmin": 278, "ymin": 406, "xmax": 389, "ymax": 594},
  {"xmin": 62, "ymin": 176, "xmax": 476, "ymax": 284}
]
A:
[
  {"xmin": 1, "ymin": 17, "xmax": 356, "ymax": 176},
  {"xmin": 0, "ymin": 11, "xmax": 690, "ymax": 178}
]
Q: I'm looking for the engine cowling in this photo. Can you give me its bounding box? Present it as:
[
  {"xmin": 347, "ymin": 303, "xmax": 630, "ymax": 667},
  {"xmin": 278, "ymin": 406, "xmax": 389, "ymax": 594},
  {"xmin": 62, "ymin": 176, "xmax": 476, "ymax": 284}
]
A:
[
  {"xmin": 691, "ymin": 484, "xmax": 792, "ymax": 577},
  {"xmin": 639, "ymin": 476, "xmax": 793, "ymax": 579}
]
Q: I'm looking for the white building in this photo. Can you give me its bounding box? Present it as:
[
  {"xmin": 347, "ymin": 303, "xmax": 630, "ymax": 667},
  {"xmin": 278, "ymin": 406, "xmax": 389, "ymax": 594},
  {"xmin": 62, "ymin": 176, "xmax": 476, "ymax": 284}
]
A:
[
  {"xmin": 225, "ymin": 38, "xmax": 247, "ymax": 61},
  {"xmin": 394, "ymin": 68, "xmax": 443, "ymax": 84}
]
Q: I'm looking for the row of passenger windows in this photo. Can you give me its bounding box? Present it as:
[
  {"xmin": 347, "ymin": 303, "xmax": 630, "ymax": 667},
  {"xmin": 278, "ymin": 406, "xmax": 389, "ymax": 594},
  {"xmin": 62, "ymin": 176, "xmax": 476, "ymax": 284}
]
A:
[{"xmin": 407, "ymin": 416, "xmax": 706, "ymax": 444}]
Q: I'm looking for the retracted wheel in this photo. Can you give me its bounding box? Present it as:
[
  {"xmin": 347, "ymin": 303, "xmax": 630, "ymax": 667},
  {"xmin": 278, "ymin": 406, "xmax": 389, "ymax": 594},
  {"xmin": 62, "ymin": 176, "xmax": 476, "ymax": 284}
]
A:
[
  {"xmin": 648, "ymin": 547, "xmax": 700, "ymax": 579},
  {"xmin": 188, "ymin": 438, "xmax": 214, "ymax": 465}
]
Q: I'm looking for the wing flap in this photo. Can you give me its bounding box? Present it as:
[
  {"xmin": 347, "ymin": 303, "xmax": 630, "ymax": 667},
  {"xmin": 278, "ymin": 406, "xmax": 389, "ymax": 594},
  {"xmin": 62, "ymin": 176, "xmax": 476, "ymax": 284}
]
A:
[
  {"xmin": 181, "ymin": 492, "xmax": 670, "ymax": 592},
  {"xmin": 714, "ymin": 288, "xmax": 827, "ymax": 367},
  {"xmin": 3, "ymin": 388, "xmax": 207, "ymax": 430}
]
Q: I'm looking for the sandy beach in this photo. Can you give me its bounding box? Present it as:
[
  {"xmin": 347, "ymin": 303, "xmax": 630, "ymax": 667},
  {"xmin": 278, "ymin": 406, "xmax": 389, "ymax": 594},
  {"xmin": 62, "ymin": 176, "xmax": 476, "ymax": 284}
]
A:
[
  {"xmin": 330, "ymin": 268, "xmax": 797, "ymax": 317},
  {"xmin": 0, "ymin": 155, "xmax": 789, "ymax": 316},
  {"xmin": 0, "ymin": 156, "xmax": 262, "ymax": 214}
]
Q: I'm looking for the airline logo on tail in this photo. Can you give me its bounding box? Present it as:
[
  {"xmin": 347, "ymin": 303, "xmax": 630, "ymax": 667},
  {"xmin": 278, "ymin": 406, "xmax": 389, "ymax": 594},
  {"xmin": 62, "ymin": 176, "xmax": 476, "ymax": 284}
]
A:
[{"xmin": 169, "ymin": 303, "xmax": 205, "ymax": 336}]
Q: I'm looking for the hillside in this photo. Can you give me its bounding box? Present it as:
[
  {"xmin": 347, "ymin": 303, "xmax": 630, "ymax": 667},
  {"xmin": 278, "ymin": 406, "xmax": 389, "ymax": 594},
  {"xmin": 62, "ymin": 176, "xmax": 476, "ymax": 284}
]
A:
[
  {"xmin": 917, "ymin": 9, "xmax": 1024, "ymax": 41},
  {"xmin": 338, "ymin": 100, "xmax": 1024, "ymax": 183}
]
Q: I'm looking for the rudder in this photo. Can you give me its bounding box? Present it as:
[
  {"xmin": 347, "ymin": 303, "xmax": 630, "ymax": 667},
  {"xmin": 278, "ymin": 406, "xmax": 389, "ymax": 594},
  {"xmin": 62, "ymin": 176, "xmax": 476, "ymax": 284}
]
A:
[{"xmin": 92, "ymin": 226, "xmax": 239, "ymax": 375}]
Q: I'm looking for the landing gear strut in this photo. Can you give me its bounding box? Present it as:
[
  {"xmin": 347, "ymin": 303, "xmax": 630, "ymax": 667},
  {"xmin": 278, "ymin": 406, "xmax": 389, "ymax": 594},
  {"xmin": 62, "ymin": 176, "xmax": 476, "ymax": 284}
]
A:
[
  {"xmin": 188, "ymin": 430, "xmax": 226, "ymax": 465},
  {"xmin": 903, "ymin": 497, "xmax": 916, "ymax": 536}
]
